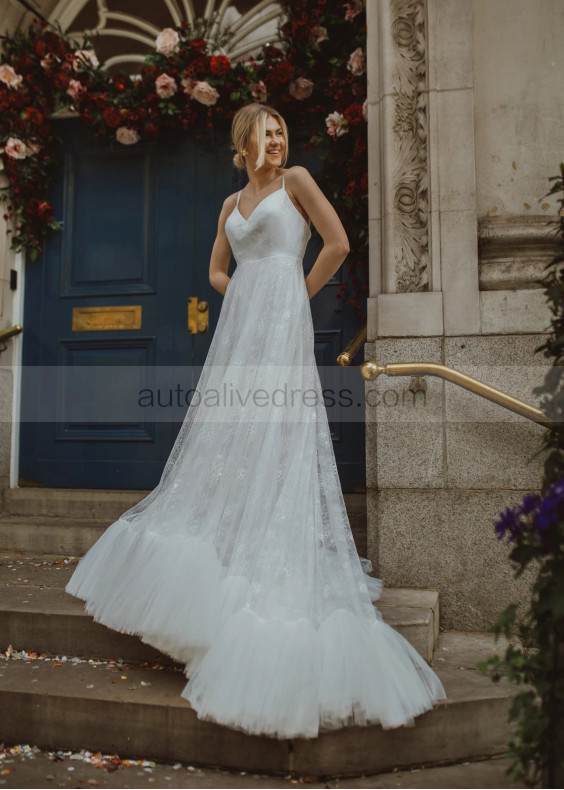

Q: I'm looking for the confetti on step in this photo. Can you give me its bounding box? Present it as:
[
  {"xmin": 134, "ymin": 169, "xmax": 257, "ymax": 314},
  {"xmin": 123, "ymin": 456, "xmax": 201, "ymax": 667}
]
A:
[
  {"xmin": 1, "ymin": 644, "xmax": 181, "ymax": 671},
  {"xmin": 1, "ymin": 745, "xmax": 161, "ymax": 773}
]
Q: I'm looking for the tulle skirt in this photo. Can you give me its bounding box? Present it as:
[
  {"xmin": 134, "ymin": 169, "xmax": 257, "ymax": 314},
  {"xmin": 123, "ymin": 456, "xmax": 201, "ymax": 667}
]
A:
[{"xmin": 65, "ymin": 253, "xmax": 447, "ymax": 738}]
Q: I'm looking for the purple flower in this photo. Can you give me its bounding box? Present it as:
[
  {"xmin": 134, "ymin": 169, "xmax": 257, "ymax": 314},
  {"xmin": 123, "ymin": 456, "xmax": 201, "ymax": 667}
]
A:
[
  {"xmin": 494, "ymin": 492, "xmax": 542, "ymax": 543},
  {"xmin": 520, "ymin": 492, "xmax": 542, "ymax": 516},
  {"xmin": 534, "ymin": 479, "xmax": 564, "ymax": 534},
  {"xmin": 494, "ymin": 505, "xmax": 522, "ymax": 542}
]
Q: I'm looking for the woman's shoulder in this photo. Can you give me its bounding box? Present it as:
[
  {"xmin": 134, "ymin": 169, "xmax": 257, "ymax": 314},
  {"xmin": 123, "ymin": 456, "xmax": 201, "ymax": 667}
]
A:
[
  {"xmin": 282, "ymin": 165, "xmax": 316, "ymax": 187},
  {"xmin": 283, "ymin": 165, "xmax": 312, "ymax": 179},
  {"xmin": 223, "ymin": 189, "xmax": 239, "ymax": 211}
]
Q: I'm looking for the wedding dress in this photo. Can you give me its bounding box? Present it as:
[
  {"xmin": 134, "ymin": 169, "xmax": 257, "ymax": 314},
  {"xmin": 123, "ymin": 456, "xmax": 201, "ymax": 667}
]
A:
[{"xmin": 65, "ymin": 173, "xmax": 447, "ymax": 739}]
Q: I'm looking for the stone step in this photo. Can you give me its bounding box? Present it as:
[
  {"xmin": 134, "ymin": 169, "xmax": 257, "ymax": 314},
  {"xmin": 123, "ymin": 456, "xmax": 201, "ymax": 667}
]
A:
[
  {"xmin": 0, "ymin": 551, "xmax": 439, "ymax": 662},
  {"xmin": 2, "ymin": 487, "xmax": 148, "ymax": 521},
  {"xmin": 0, "ymin": 631, "xmax": 517, "ymax": 778},
  {"xmin": 0, "ymin": 491, "xmax": 367, "ymax": 555},
  {"xmin": 2, "ymin": 487, "xmax": 366, "ymax": 522},
  {"xmin": 0, "ymin": 516, "xmax": 109, "ymax": 555}
]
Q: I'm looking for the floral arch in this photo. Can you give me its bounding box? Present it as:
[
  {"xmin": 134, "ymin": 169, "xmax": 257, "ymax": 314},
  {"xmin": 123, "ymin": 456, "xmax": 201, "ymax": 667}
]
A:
[{"xmin": 0, "ymin": 0, "xmax": 368, "ymax": 318}]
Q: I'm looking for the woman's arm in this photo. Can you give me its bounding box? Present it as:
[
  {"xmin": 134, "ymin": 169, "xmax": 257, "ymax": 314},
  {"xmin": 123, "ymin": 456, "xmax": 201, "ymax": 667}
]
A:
[
  {"xmin": 286, "ymin": 166, "xmax": 350, "ymax": 300},
  {"xmin": 209, "ymin": 195, "xmax": 236, "ymax": 296}
]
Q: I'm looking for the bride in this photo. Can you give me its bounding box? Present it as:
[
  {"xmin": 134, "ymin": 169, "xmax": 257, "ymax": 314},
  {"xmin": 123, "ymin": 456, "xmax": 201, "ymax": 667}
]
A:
[{"xmin": 65, "ymin": 102, "xmax": 447, "ymax": 740}]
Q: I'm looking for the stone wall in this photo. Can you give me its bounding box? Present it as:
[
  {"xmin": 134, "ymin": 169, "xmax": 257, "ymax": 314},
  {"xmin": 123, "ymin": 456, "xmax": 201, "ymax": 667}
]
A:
[
  {"xmin": 364, "ymin": 0, "xmax": 562, "ymax": 629},
  {"xmin": 365, "ymin": 334, "xmax": 547, "ymax": 629}
]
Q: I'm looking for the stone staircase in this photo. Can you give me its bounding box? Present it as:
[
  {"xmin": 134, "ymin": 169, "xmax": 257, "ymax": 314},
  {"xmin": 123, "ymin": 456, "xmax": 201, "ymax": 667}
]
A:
[{"xmin": 0, "ymin": 488, "xmax": 516, "ymax": 778}]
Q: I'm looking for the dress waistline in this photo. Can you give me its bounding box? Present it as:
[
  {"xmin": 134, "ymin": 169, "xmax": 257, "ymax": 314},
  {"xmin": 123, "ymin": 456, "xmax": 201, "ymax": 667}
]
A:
[{"xmin": 236, "ymin": 253, "xmax": 301, "ymax": 265}]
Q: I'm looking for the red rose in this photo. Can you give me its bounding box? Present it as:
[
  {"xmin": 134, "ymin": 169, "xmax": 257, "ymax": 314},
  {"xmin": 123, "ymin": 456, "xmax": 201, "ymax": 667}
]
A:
[
  {"xmin": 111, "ymin": 73, "xmax": 128, "ymax": 91},
  {"xmin": 103, "ymin": 106, "xmax": 122, "ymax": 127},
  {"xmin": 344, "ymin": 102, "xmax": 363, "ymax": 125},
  {"xmin": 44, "ymin": 31, "xmax": 65, "ymax": 56},
  {"xmin": 26, "ymin": 198, "xmax": 53, "ymax": 221},
  {"xmin": 360, "ymin": 173, "xmax": 368, "ymax": 192},
  {"xmin": 271, "ymin": 62, "xmax": 293, "ymax": 84},
  {"xmin": 53, "ymin": 72, "xmax": 70, "ymax": 90},
  {"xmin": 189, "ymin": 38, "xmax": 207, "ymax": 53},
  {"xmin": 37, "ymin": 200, "xmax": 53, "ymax": 221},
  {"xmin": 210, "ymin": 55, "xmax": 231, "ymax": 76},
  {"xmin": 25, "ymin": 107, "xmax": 44, "ymax": 124},
  {"xmin": 34, "ymin": 39, "xmax": 47, "ymax": 56}
]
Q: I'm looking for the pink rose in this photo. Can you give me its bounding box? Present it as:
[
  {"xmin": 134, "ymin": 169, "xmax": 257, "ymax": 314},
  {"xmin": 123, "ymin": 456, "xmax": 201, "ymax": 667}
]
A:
[
  {"xmin": 73, "ymin": 49, "xmax": 99, "ymax": 71},
  {"xmin": 289, "ymin": 76, "xmax": 314, "ymax": 101},
  {"xmin": 347, "ymin": 47, "xmax": 365, "ymax": 76},
  {"xmin": 156, "ymin": 28, "xmax": 180, "ymax": 55},
  {"xmin": 190, "ymin": 80, "xmax": 219, "ymax": 106},
  {"xmin": 250, "ymin": 81, "xmax": 267, "ymax": 103},
  {"xmin": 25, "ymin": 140, "xmax": 43, "ymax": 156},
  {"xmin": 309, "ymin": 25, "xmax": 328, "ymax": 47},
  {"xmin": 343, "ymin": 0, "xmax": 363, "ymax": 21},
  {"xmin": 66, "ymin": 79, "xmax": 86, "ymax": 100},
  {"xmin": 116, "ymin": 126, "xmax": 140, "ymax": 145},
  {"xmin": 325, "ymin": 111, "xmax": 349, "ymax": 138},
  {"xmin": 155, "ymin": 73, "xmax": 177, "ymax": 98},
  {"xmin": 0, "ymin": 64, "xmax": 23, "ymax": 89},
  {"xmin": 4, "ymin": 137, "xmax": 28, "ymax": 159}
]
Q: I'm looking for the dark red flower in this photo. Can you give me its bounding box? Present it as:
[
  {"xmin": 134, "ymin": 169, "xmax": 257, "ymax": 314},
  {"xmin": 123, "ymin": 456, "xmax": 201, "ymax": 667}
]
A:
[
  {"xmin": 189, "ymin": 38, "xmax": 207, "ymax": 53},
  {"xmin": 26, "ymin": 198, "xmax": 53, "ymax": 221},
  {"xmin": 210, "ymin": 55, "xmax": 231, "ymax": 76},
  {"xmin": 343, "ymin": 102, "xmax": 363, "ymax": 126},
  {"xmin": 25, "ymin": 106, "xmax": 44, "ymax": 124},
  {"xmin": 103, "ymin": 106, "xmax": 122, "ymax": 127},
  {"xmin": 53, "ymin": 72, "xmax": 70, "ymax": 90},
  {"xmin": 43, "ymin": 31, "xmax": 65, "ymax": 56},
  {"xmin": 270, "ymin": 62, "xmax": 293, "ymax": 84},
  {"xmin": 34, "ymin": 39, "xmax": 47, "ymax": 56},
  {"xmin": 111, "ymin": 73, "xmax": 129, "ymax": 91}
]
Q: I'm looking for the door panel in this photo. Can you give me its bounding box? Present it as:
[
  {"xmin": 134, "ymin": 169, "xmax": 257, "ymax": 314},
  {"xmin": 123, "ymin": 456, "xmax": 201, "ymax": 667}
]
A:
[{"xmin": 19, "ymin": 119, "xmax": 365, "ymax": 490}]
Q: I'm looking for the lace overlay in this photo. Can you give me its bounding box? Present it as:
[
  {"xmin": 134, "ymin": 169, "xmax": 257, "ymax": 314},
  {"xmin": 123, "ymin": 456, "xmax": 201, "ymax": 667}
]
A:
[{"xmin": 65, "ymin": 173, "xmax": 447, "ymax": 739}]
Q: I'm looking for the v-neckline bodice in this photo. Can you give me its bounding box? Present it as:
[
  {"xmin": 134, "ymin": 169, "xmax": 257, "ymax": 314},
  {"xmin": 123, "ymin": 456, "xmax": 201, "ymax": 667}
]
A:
[
  {"xmin": 232, "ymin": 174, "xmax": 310, "ymax": 234},
  {"xmin": 236, "ymin": 175, "xmax": 286, "ymax": 223}
]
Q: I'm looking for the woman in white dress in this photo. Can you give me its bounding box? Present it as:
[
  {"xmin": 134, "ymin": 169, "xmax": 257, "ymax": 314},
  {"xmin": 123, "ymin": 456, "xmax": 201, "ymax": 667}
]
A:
[{"xmin": 65, "ymin": 102, "xmax": 447, "ymax": 740}]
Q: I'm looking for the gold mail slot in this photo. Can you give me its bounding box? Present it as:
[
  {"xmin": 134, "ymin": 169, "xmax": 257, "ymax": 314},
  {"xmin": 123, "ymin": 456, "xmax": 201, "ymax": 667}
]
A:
[{"xmin": 72, "ymin": 305, "xmax": 142, "ymax": 332}]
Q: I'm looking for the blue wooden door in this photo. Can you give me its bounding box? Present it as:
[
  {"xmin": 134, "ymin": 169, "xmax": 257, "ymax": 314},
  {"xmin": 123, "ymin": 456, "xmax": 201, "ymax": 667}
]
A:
[{"xmin": 19, "ymin": 119, "xmax": 365, "ymax": 490}]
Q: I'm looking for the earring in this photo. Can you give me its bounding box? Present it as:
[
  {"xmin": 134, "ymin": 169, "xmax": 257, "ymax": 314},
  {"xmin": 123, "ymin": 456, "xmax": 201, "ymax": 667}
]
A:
[{"xmin": 241, "ymin": 149, "xmax": 247, "ymax": 156}]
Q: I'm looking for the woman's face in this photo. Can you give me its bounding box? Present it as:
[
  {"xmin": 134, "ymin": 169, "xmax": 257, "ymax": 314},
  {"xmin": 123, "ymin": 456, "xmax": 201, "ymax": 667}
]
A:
[{"xmin": 246, "ymin": 114, "xmax": 285, "ymax": 172}]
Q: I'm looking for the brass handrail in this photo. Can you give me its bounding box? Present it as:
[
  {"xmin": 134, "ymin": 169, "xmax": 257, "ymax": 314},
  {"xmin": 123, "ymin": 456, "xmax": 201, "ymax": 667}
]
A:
[
  {"xmin": 360, "ymin": 359, "xmax": 555, "ymax": 431},
  {"xmin": 337, "ymin": 325, "xmax": 367, "ymax": 366},
  {"xmin": 0, "ymin": 324, "xmax": 22, "ymax": 352}
]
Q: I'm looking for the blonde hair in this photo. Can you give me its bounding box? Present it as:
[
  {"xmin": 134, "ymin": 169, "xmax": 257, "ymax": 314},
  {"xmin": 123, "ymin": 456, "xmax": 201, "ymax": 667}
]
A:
[{"xmin": 230, "ymin": 102, "xmax": 289, "ymax": 172}]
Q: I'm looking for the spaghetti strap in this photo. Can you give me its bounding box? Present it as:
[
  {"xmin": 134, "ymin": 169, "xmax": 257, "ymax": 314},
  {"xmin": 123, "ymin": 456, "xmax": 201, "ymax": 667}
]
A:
[
  {"xmin": 236, "ymin": 190, "xmax": 241, "ymax": 207},
  {"xmin": 282, "ymin": 174, "xmax": 285, "ymax": 189}
]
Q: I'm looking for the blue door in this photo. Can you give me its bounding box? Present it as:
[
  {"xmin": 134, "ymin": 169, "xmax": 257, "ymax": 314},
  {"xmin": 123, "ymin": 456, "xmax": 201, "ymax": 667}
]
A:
[{"xmin": 19, "ymin": 119, "xmax": 365, "ymax": 490}]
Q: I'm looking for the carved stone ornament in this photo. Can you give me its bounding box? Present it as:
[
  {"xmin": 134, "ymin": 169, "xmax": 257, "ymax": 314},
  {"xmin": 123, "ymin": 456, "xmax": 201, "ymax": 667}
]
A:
[{"xmin": 389, "ymin": 0, "xmax": 429, "ymax": 294}]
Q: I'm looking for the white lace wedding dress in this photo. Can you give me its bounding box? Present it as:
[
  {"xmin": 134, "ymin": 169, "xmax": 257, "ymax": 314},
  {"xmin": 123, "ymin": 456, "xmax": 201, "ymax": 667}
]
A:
[{"xmin": 65, "ymin": 173, "xmax": 447, "ymax": 739}]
